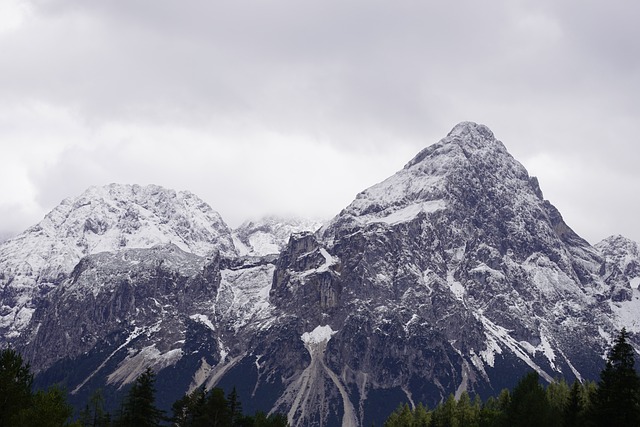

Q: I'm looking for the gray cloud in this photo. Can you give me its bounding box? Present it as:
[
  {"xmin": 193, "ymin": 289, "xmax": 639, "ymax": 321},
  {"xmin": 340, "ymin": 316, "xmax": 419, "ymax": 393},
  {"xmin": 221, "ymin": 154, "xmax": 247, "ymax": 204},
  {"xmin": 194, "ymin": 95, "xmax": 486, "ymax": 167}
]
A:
[{"xmin": 0, "ymin": 0, "xmax": 638, "ymax": 244}]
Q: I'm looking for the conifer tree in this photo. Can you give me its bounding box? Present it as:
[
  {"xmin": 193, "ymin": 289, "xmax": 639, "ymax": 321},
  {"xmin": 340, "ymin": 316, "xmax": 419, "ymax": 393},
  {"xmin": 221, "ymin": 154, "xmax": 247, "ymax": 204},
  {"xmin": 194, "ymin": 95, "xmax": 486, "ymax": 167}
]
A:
[
  {"xmin": 204, "ymin": 387, "xmax": 232, "ymax": 426},
  {"xmin": 80, "ymin": 388, "xmax": 110, "ymax": 427},
  {"xmin": 13, "ymin": 385, "xmax": 75, "ymax": 427},
  {"xmin": 546, "ymin": 378, "xmax": 569, "ymax": 424},
  {"xmin": 413, "ymin": 402, "xmax": 431, "ymax": 426},
  {"xmin": 430, "ymin": 394, "xmax": 457, "ymax": 427},
  {"xmin": 456, "ymin": 391, "xmax": 480, "ymax": 426},
  {"xmin": 227, "ymin": 386, "xmax": 243, "ymax": 425},
  {"xmin": 0, "ymin": 347, "xmax": 33, "ymax": 426},
  {"xmin": 116, "ymin": 367, "xmax": 165, "ymax": 427},
  {"xmin": 172, "ymin": 386, "xmax": 207, "ymax": 427},
  {"xmin": 563, "ymin": 381, "xmax": 583, "ymax": 427},
  {"xmin": 506, "ymin": 371, "xmax": 553, "ymax": 427},
  {"xmin": 592, "ymin": 328, "xmax": 640, "ymax": 426}
]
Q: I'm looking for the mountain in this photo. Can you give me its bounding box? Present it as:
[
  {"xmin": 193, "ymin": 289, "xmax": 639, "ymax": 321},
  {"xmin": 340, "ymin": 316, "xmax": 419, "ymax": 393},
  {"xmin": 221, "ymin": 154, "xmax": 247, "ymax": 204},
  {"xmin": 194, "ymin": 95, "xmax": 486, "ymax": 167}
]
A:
[
  {"xmin": 2, "ymin": 122, "xmax": 639, "ymax": 427},
  {"xmin": 232, "ymin": 216, "xmax": 323, "ymax": 256},
  {"xmin": 0, "ymin": 183, "xmax": 235, "ymax": 340}
]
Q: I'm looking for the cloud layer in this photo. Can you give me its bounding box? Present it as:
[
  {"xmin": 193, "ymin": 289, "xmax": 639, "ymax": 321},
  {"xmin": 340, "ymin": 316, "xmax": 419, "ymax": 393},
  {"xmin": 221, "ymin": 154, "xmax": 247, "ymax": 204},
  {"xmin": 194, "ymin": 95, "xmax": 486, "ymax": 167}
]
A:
[{"xmin": 1, "ymin": 0, "xmax": 639, "ymax": 244}]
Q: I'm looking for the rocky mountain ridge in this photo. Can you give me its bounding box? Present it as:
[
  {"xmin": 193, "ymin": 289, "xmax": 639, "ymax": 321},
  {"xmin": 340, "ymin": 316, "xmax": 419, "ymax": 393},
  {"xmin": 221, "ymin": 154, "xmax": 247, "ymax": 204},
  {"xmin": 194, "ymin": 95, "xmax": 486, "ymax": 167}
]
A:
[
  {"xmin": 1, "ymin": 122, "xmax": 639, "ymax": 427},
  {"xmin": 233, "ymin": 216, "xmax": 324, "ymax": 257},
  {"xmin": 0, "ymin": 183, "xmax": 236, "ymax": 340}
]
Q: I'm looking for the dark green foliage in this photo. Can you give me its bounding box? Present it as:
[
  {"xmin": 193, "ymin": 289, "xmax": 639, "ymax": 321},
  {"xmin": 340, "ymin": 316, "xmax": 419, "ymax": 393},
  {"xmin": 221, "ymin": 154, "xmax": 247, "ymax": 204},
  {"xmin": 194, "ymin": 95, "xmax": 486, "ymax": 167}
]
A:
[
  {"xmin": 382, "ymin": 328, "xmax": 640, "ymax": 427},
  {"xmin": 383, "ymin": 403, "xmax": 414, "ymax": 426},
  {"xmin": 0, "ymin": 348, "xmax": 77, "ymax": 426},
  {"xmin": 507, "ymin": 372, "xmax": 555, "ymax": 427},
  {"xmin": 13, "ymin": 385, "xmax": 76, "ymax": 427},
  {"xmin": 592, "ymin": 328, "xmax": 640, "ymax": 426},
  {"xmin": 172, "ymin": 386, "xmax": 208, "ymax": 427},
  {"xmin": 115, "ymin": 367, "xmax": 165, "ymax": 427},
  {"xmin": 79, "ymin": 389, "xmax": 110, "ymax": 427},
  {"xmin": 564, "ymin": 381, "xmax": 583, "ymax": 427},
  {"xmin": 456, "ymin": 391, "xmax": 480, "ymax": 427},
  {"xmin": 0, "ymin": 347, "xmax": 33, "ymax": 426},
  {"xmin": 380, "ymin": 377, "xmax": 604, "ymax": 427},
  {"xmin": 170, "ymin": 385, "xmax": 289, "ymax": 427},
  {"xmin": 228, "ymin": 387, "xmax": 242, "ymax": 424}
]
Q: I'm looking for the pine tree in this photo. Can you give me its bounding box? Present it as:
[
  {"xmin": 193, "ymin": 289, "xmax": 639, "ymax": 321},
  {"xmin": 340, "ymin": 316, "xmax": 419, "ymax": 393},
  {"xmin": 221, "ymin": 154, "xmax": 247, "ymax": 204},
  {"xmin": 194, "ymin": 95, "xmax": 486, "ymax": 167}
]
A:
[
  {"xmin": 80, "ymin": 388, "xmax": 110, "ymax": 427},
  {"xmin": 592, "ymin": 328, "xmax": 640, "ymax": 426},
  {"xmin": 172, "ymin": 386, "xmax": 207, "ymax": 427},
  {"xmin": 430, "ymin": 394, "xmax": 457, "ymax": 427},
  {"xmin": 204, "ymin": 387, "xmax": 232, "ymax": 426},
  {"xmin": 227, "ymin": 386, "xmax": 243, "ymax": 425},
  {"xmin": 13, "ymin": 385, "xmax": 75, "ymax": 427},
  {"xmin": 0, "ymin": 347, "xmax": 33, "ymax": 426},
  {"xmin": 563, "ymin": 381, "xmax": 582, "ymax": 427},
  {"xmin": 506, "ymin": 371, "xmax": 553, "ymax": 427},
  {"xmin": 478, "ymin": 396, "xmax": 501, "ymax": 427},
  {"xmin": 546, "ymin": 378, "xmax": 569, "ymax": 425},
  {"xmin": 455, "ymin": 391, "xmax": 479, "ymax": 427},
  {"xmin": 413, "ymin": 402, "xmax": 431, "ymax": 426},
  {"xmin": 116, "ymin": 367, "xmax": 165, "ymax": 427}
]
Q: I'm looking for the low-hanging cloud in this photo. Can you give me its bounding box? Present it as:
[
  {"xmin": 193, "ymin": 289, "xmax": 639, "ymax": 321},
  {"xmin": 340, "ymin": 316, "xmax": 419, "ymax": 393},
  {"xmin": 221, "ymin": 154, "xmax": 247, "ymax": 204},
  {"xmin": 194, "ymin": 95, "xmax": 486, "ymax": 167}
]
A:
[{"xmin": 0, "ymin": 0, "xmax": 638, "ymax": 243}]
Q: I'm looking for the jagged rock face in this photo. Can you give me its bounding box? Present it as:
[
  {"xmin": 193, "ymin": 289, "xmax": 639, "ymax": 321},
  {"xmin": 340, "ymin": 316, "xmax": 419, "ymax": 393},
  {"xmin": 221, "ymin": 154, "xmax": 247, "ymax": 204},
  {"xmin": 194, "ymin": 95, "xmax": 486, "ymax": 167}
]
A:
[
  {"xmin": 595, "ymin": 235, "xmax": 640, "ymax": 335},
  {"xmin": 597, "ymin": 235, "xmax": 640, "ymax": 288},
  {"xmin": 0, "ymin": 184, "xmax": 235, "ymax": 341},
  {"xmin": 4, "ymin": 123, "xmax": 640, "ymax": 427},
  {"xmin": 232, "ymin": 216, "xmax": 323, "ymax": 256},
  {"xmin": 271, "ymin": 122, "xmax": 627, "ymax": 425},
  {"xmin": 19, "ymin": 243, "xmax": 278, "ymax": 412},
  {"xmin": 18, "ymin": 244, "xmax": 219, "ymax": 373}
]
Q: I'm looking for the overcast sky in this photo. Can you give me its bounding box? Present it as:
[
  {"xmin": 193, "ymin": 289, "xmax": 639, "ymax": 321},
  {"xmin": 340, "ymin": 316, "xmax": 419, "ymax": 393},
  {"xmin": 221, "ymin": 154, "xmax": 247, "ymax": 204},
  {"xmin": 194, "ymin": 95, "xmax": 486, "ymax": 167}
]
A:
[{"xmin": 0, "ymin": 0, "xmax": 638, "ymax": 244}]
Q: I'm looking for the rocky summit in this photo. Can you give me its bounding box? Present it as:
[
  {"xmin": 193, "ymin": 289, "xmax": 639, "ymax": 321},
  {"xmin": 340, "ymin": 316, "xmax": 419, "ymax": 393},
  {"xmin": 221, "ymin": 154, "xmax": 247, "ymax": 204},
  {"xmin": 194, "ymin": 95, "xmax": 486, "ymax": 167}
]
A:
[{"xmin": 1, "ymin": 122, "xmax": 639, "ymax": 426}]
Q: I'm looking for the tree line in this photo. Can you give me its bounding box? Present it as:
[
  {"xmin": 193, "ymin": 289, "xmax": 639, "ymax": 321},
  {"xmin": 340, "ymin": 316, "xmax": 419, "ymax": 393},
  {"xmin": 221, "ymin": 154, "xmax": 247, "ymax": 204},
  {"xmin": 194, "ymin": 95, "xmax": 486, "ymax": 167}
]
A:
[
  {"xmin": 0, "ymin": 349, "xmax": 288, "ymax": 426},
  {"xmin": 2, "ymin": 328, "xmax": 639, "ymax": 426},
  {"xmin": 384, "ymin": 328, "xmax": 640, "ymax": 427}
]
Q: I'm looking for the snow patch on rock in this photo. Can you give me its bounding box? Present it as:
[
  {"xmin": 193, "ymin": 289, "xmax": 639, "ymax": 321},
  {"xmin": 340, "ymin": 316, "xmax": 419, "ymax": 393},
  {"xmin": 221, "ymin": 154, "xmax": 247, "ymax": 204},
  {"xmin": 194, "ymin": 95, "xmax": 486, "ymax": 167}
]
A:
[{"xmin": 301, "ymin": 325, "xmax": 337, "ymax": 345}]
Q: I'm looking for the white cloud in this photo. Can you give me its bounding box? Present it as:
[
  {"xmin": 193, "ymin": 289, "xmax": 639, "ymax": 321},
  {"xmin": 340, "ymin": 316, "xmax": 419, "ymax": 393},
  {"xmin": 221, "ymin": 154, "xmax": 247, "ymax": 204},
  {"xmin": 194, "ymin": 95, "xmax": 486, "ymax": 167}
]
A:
[
  {"xmin": 0, "ymin": 0, "xmax": 638, "ymax": 244},
  {"xmin": 0, "ymin": 0, "xmax": 33, "ymax": 34}
]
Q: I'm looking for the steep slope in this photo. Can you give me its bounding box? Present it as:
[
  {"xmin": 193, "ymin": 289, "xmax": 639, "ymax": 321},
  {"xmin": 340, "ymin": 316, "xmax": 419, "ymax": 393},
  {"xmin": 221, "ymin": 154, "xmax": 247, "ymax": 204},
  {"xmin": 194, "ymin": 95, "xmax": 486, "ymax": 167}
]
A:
[
  {"xmin": 266, "ymin": 122, "xmax": 628, "ymax": 425},
  {"xmin": 233, "ymin": 216, "xmax": 323, "ymax": 256},
  {"xmin": 0, "ymin": 183, "xmax": 236, "ymax": 340},
  {"xmin": 20, "ymin": 243, "xmax": 278, "ymax": 412},
  {"xmin": 6, "ymin": 123, "xmax": 637, "ymax": 427}
]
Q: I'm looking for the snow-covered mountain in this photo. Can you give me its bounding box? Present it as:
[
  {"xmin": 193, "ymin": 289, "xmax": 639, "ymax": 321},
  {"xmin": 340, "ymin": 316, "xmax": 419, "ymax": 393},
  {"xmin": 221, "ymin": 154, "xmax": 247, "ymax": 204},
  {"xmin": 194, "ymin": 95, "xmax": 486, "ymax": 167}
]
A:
[
  {"xmin": 2, "ymin": 122, "xmax": 640, "ymax": 427},
  {"xmin": 232, "ymin": 216, "xmax": 323, "ymax": 256},
  {"xmin": 0, "ymin": 183, "xmax": 235, "ymax": 339}
]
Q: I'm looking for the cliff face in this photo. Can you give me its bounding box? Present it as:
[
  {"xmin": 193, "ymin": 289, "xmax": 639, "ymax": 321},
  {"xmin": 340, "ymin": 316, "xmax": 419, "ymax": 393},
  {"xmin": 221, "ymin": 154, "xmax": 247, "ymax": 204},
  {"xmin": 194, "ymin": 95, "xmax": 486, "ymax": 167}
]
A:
[{"xmin": 3, "ymin": 123, "xmax": 639, "ymax": 426}]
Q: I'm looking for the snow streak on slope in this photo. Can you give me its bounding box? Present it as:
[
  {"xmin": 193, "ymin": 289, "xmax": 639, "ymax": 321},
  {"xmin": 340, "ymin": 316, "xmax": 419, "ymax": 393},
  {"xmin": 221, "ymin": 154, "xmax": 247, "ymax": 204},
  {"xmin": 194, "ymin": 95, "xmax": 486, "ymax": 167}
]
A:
[{"xmin": 478, "ymin": 315, "xmax": 554, "ymax": 382}]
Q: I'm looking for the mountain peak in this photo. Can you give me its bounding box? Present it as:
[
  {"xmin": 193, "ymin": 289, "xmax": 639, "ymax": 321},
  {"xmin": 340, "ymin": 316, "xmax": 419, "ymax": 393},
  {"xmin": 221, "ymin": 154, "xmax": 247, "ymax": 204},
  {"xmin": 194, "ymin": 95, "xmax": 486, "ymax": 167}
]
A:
[
  {"xmin": 0, "ymin": 183, "xmax": 236, "ymax": 339},
  {"xmin": 447, "ymin": 121, "xmax": 495, "ymax": 140},
  {"xmin": 405, "ymin": 121, "xmax": 503, "ymax": 169},
  {"xmin": 323, "ymin": 122, "xmax": 536, "ymax": 236}
]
